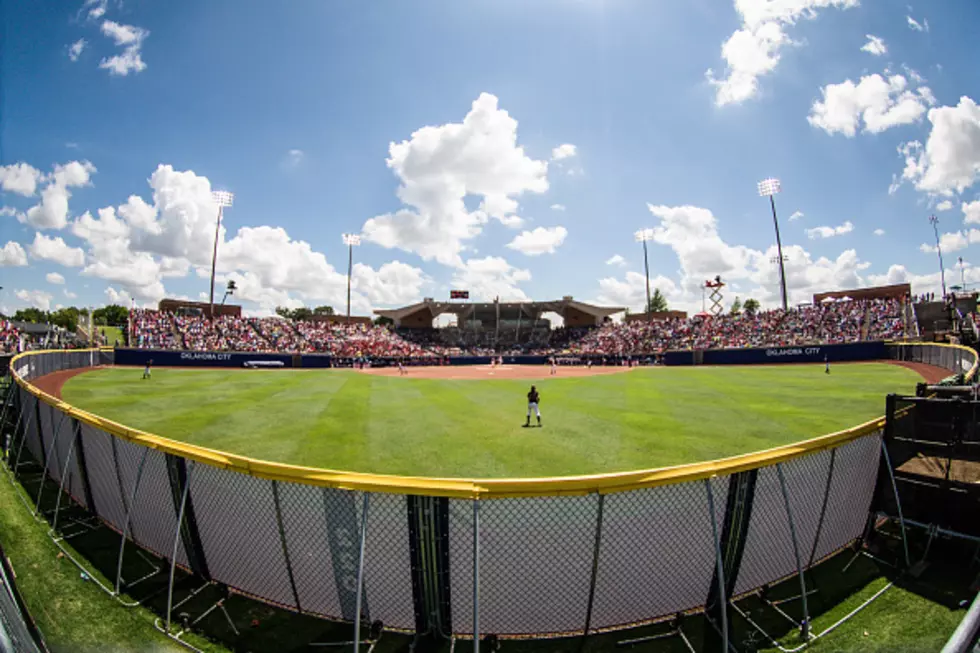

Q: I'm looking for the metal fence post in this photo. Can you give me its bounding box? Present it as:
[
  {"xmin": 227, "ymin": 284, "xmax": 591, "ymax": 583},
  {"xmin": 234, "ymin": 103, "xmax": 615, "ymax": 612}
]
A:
[
  {"xmin": 34, "ymin": 409, "xmax": 67, "ymax": 515},
  {"xmin": 880, "ymin": 439, "xmax": 911, "ymax": 567},
  {"xmin": 11, "ymin": 393, "xmax": 36, "ymax": 474},
  {"xmin": 776, "ymin": 463, "xmax": 811, "ymax": 640},
  {"xmin": 165, "ymin": 460, "xmax": 195, "ymax": 634},
  {"xmin": 704, "ymin": 478, "xmax": 728, "ymax": 653},
  {"xmin": 50, "ymin": 431, "xmax": 79, "ymax": 534},
  {"xmin": 353, "ymin": 492, "xmax": 371, "ymax": 653},
  {"xmin": 807, "ymin": 449, "xmax": 836, "ymax": 569},
  {"xmin": 581, "ymin": 493, "xmax": 604, "ymax": 643},
  {"xmin": 115, "ymin": 447, "xmax": 150, "ymax": 595},
  {"xmin": 473, "ymin": 499, "xmax": 481, "ymax": 653}
]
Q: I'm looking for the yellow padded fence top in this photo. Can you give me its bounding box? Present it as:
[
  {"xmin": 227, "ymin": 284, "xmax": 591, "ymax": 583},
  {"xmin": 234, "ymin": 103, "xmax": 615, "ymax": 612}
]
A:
[{"xmin": 10, "ymin": 342, "xmax": 977, "ymax": 499}]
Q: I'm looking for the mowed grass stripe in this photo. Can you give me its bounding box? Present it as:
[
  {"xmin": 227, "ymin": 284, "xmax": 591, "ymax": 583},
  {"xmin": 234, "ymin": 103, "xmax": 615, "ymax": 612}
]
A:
[{"xmin": 61, "ymin": 363, "xmax": 920, "ymax": 478}]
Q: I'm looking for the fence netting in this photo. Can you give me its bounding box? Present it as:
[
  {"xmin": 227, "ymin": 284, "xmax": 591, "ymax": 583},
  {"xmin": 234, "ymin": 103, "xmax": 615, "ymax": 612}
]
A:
[{"xmin": 5, "ymin": 344, "xmax": 974, "ymax": 638}]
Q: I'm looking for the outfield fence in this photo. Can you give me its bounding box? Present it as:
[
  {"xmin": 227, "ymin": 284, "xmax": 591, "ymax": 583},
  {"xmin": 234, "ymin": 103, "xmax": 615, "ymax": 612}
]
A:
[{"xmin": 3, "ymin": 343, "xmax": 976, "ymax": 646}]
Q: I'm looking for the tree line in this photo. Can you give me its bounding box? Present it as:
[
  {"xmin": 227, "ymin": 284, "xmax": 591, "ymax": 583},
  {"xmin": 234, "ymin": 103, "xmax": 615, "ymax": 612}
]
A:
[{"xmin": 2, "ymin": 304, "xmax": 129, "ymax": 333}]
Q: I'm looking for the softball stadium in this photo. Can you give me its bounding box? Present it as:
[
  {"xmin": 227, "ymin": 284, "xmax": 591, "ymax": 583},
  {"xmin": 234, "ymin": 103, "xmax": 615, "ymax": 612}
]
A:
[{"xmin": 3, "ymin": 288, "xmax": 980, "ymax": 653}]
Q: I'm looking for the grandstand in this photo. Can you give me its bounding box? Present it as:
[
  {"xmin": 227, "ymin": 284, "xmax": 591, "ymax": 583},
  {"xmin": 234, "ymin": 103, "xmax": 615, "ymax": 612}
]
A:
[{"xmin": 126, "ymin": 290, "xmax": 913, "ymax": 358}]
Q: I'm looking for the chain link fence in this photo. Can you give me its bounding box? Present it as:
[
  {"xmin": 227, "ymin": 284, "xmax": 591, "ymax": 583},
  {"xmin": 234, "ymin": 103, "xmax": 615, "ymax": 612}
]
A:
[{"xmin": 3, "ymin": 343, "xmax": 975, "ymax": 643}]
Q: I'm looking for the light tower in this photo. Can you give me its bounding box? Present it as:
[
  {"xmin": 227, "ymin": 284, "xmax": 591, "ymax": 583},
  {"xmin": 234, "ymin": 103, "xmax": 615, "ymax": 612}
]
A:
[
  {"xmin": 758, "ymin": 178, "xmax": 788, "ymax": 311},
  {"xmin": 343, "ymin": 233, "xmax": 361, "ymax": 324},
  {"xmin": 209, "ymin": 190, "xmax": 234, "ymax": 319},
  {"xmin": 634, "ymin": 228, "xmax": 655, "ymax": 319},
  {"xmin": 929, "ymin": 215, "xmax": 947, "ymax": 298}
]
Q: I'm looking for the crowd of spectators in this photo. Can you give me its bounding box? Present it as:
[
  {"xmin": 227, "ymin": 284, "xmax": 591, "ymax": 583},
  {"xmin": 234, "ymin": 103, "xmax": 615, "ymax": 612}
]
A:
[
  {"xmin": 128, "ymin": 298, "xmax": 907, "ymax": 359},
  {"xmin": 1, "ymin": 320, "xmax": 20, "ymax": 354},
  {"xmin": 565, "ymin": 299, "xmax": 904, "ymax": 356}
]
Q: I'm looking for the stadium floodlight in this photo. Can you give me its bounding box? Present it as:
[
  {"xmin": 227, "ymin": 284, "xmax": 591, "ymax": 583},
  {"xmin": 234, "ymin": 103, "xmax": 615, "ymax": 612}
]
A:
[
  {"xmin": 208, "ymin": 190, "xmax": 235, "ymax": 319},
  {"xmin": 758, "ymin": 178, "xmax": 788, "ymax": 311},
  {"xmin": 930, "ymin": 215, "xmax": 947, "ymax": 298},
  {"xmin": 343, "ymin": 233, "xmax": 362, "ymax": 324},
  {"xmin": 634, "ymin": 229, "xmax": 655, "ymax": 320}
]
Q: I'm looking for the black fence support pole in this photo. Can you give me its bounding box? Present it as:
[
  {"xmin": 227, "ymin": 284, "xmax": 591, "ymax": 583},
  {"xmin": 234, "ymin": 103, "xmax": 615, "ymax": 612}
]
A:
[
  {"xmin": 72, "ymin": 418, "xmax": 98, "ymax": 514},
  {"xmin": 581, "ymin": 493, "xmax": 605, "ymax": 644},
  {"xmin": 164, "ymin": 454, "xmax": 210, "ymax": 580},
  {"xmin": 272, "ymin": 480, "xmax": 302, "ymax": 613}
]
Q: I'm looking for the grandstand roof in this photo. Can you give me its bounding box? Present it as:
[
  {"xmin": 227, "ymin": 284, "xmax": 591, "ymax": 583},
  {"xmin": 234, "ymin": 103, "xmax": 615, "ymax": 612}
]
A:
[
  {"xmin": 375, "ymin": 297, "xmax": 625, "ymax": 328},
  {"xmin": 812, "ymin": 283, "xmax": 910, "ymax": 304}
]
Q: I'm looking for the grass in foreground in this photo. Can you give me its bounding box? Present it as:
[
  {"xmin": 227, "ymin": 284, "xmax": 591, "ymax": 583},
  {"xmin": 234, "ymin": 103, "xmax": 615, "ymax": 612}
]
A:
[
  {"xmin": 0, "ymin": 468, "xmax": 203, "ymax": 652},
  {"xmin": 63, "ymin": 363, "xmax": 920, "ymax": 478}
]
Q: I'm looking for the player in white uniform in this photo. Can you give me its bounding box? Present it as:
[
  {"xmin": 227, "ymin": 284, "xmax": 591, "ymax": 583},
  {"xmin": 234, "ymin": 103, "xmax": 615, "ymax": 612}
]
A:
[
  {"xmin": 398, "ymin": 360, "xmax": 406, "ymax": 376},
  {"xmin": 524, "ymin": 385, "xmax": 542, "ymax": 427},
  {"xmin": 550, "ymin": 357, "xmax": 557, "ymax": 376}
]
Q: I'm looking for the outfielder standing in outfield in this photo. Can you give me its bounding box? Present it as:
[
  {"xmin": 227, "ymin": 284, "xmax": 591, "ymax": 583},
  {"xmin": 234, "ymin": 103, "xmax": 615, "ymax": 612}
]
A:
[
  {"xmin": 142, "ymin": 359, "xmax": 153, "ymax": 380},
  {"xmin": 524, "ymin": 385, "xmax": 542, "ymax": 427}
]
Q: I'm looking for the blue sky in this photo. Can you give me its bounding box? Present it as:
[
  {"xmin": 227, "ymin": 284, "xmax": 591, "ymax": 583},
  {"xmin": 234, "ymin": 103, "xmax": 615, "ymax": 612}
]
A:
[{"xmin": 2, "ymin": 0, "xmax": 980, "ymax": 317}]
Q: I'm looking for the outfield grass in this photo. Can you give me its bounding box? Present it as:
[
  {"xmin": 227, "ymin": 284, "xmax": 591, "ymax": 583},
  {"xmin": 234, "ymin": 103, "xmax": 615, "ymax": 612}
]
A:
[
  {"xmin": 61, "ymin": 363, "xmax": 920, "ymax": 478},
  {"xmin": 96, "ymin": 326, "xmax": 124, "ymax": 347}
]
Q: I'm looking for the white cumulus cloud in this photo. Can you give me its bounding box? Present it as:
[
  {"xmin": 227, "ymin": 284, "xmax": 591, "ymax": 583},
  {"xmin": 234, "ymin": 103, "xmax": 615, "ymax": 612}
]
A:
[
  {"xmin": 451, "ymin": 256, "xmax": 531, "ymax": 301},
  {"xmin": 861, "ymin": 34, "xmax": 887, "ymax": 56},
  {"xmin": 874, "ymin": 228, "xmax": 885, "ymax": 236},
  {"xmin": 99, "ymin": 20, "xmax": 149, "ymax": 76},
  {"xmin": 936, "ymin": 200, "xmax": 953, "ymax": 211},
  {"xmin": 505, "ymin": 226, "xmax": 568, "ymax": 256},
  {"xmin": 789, "ymin": 210, "xmax": 804, "ymax": 221},
  {"xmin": 806, "ymin": 221, "xmax": 855, "ymax": 239},
  {"xmin": 0, "ymin": 162, "xmax": 43, "ymax": 196},
  {"xmin": 0, "ymin": 241, "xmax": 28, "ymax": 267},
  {"xmin": 896, "ymin": 96, "xmax": 980, "ymax": 196},
  {"xmin": 706, "ymin": 0, "xmax": 858, "ymax": 107},
  {"xmin": 21, "ymin": 160, "xmax": 97, "ymax": 230},
  {"xmin": 46, "ymin": 272, "xmax": 66, "ymax": 285},
  {"xmin": 963, "ymin": 200, "xmax": 980, "ymax": 225},
  {"xmin": 360, "ymin": 93, "xmax": 549, "ymax": 266},
  {"xmin": 641, "ymin": 203, "xmax": 870, "ymax": 309},
  {"xmin": 550, "ymin": 204, "xmax": 566, "ymax": 212},
  {"xmin": 15, "ymin": 290, "xmax": 54, "ymax": 311},
  {"xmin": 352, "ymin": 261, "xmax": 427, "ymax": 306},
  {"xmin": 551, "ymin": 144, "xmax": 577, "ymax": 161},
  {"xmin": 597, "ymin": 271, "xmax": 679, "ymax": 311},
  {"xmin": 28, "ymin": 233, "xmax": 86, "ymax": 267},
  {"xmin": 606, "ymin": 254, "xmax": 627, "ymax": 267},
  {"xmin": 808, "ymin": 74, "xmax": 935, "ymax": 137}
]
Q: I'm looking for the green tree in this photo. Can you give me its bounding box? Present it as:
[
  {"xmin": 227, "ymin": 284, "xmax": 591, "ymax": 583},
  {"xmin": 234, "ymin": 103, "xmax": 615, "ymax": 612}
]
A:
[
  {"xmin": 275, "ymin": 306, "xmax": 292, "ymax": 319},
  {"xmin": 730, "ymin": 297, "xmax": 743, "ymax": 315},
  {"xmin": 647, "ymin": 288, "xmax": 669, "ymax": 313},
  {"xmin": 13, "ymin": 308, "xmax": 48, "ymax": 324},
  {"xmin": 93, "ymin": 304, "xmax": 129, "ymax": 326},
  {"xmin": 373, "ymin": 316, "xmax": 394, "ymax": 326},
  {"xmin": 50, "ymin": 307, "xmax": 81, "ymax": 332},
  {"xmin": 313, "ymin": 305, "xmax": 335, "ymax": 316},
  {"xmin": 743, "ymin": 298, "xmax": 761, "ymax": 315}
]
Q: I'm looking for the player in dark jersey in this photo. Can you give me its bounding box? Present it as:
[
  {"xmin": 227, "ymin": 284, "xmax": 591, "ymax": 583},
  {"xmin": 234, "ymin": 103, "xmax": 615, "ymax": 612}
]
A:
[{"xmin": 525, "ymin": 385, "xmax": 541, "ymax": 427}]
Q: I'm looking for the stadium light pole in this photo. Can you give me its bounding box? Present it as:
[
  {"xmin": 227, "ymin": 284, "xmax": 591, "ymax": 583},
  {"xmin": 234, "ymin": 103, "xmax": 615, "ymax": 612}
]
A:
[
  {"xmin": 343, "ymin": 233, "xmax": 361, "ymax": 324},
  {"xmin": 930, "ymin": 215, "xmax": 947, "ymax": 299},
  {"xmin": 635, "ymin": 228, "xmax": 654, "ymax": 319},
  {"xmin": 758, "ymin": 178, "xmax": 788, "ymax": 311},
  {"xmin": 209, "ymin": 190, "xmax": 234, "ymax": 319}
]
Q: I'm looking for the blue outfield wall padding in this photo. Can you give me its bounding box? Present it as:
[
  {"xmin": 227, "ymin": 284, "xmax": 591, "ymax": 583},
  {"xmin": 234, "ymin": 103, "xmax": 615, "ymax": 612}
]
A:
[
  {"xmin": 701, "ymin": 341, "xmax": 887, "ymax": 366},
  {"xmin": 111, "ymin": 341, "xmax": 887, "ymax": 370},
  {"xmin": 113, "ymin": 348, "xmax": 295, "ymax": 368}
]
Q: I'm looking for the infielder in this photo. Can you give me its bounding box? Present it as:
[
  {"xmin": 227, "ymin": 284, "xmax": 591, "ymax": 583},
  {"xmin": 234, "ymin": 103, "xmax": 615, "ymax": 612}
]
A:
[
  {"xmin": 550, "ymin": 357, "xmax": 557, "ymax": 376},
  {"xmin": 524, "ymin": 385, "xmax": 542, "ymax": 427}
]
